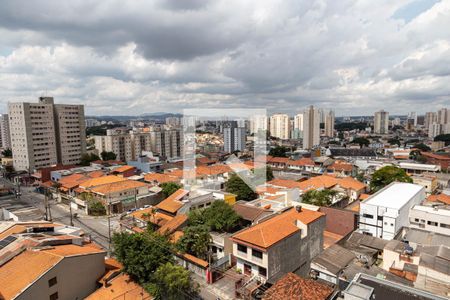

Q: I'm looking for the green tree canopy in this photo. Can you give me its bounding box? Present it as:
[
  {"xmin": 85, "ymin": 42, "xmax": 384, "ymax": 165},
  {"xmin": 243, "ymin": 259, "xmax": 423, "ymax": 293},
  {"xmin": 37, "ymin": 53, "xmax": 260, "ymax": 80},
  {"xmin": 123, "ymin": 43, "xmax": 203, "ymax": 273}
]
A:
[
  {"xmin": 434, "ymin": 134, "xmax": 450, "ymax": 146},
  {"xmin": 302, "ymin": 189, "xmax": 337, "ymax": 206},
  {"xmin": 188, "ymin": 201, "xmax": 240, "ymax": 232},
  {"xmin": 88, "ymin": 200, "xmax": 106, "ymax": 216},
  {"xmin": 370, "ymin": 165, "xmax": 412, "ymax": 192},
  {"xmin": 352, "ymin": 137, "xmax": 370, "ymax": 148},
  {"xmin": 269, "ymin": 146, "xmax": 290, "ymax": 157},
  {"xmin": 335, "ymin": 122, "xmax": 368, "ymax": 131},
  {"xmin": 160, "ymin": 182, "xmax": 182, "ymax": 198},
  {"xmin": 388, "ymin": 138, "xmax": 401, "ymax": 146},
  {"xmin": 413, "ymin": 143, "xmax": 431, "ymax": 152},
  {"xmin": 80, "ymin": 153, "xmax": 100, "ymax": 166},
  {"xmin": 145, "ymin": 263, "xmax": 196, "ymax": 300},
  {"xmin": 101, "ymin": 151, "xmax": 117, "ymax": 161},
  {"xmin": 225, "ymin": 174, "xmax": 258, "ymax": 201},
  {"xmin": 176, "ymin": 225, "xmax": 211, "ymax": 260},
  {"xmin": 1, "ymin": 148, "xmax": 12, "ymax": 157},
  {"xmin": 112, "ymin": 231, "xmax": 174, "ymax": 283}
]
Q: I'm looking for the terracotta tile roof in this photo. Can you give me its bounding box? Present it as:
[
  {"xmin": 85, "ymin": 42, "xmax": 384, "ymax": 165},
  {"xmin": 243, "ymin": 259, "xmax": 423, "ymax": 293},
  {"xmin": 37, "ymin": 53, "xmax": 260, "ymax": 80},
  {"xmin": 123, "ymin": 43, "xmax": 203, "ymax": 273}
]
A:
[
  {"xmin": 267, "ymin": 178, "xmax": 303, "ymax": 189},
  {"xmin": 232, "ymin": 207, "xmax": 324, "ymax": 249},
  {"xmin": 0, "ymin": 222, "xmax": 58, "ymax": 240},
  {"xmin": 112, "ymin": 165, "xmax": 136, "ymax": 173},
  {"xmin": 359, "ymin": 193, "xmax": 370, "ymax": 200},
  {"xmin": 324, "ymin": 230, "xmax": 344, "ymax": 249},
  {"xmin": 196, "ymin": 165, "xmax": 232, "ymax": 176},
  {"xmin": 59, "ymin": 173, "xmax": 90, "ymax": 189},
  {"xmin": 268, "ymin": 157, "xmax": 290, "ymax": 163},
  {"xmin": 170, "ymin": 231, "xmax": 184, "ymax": 243},
  {"xmin": 287, "ymin": 157, "xmax": 315, "ymax": 167},
  {"xmin": 90, "ymin": 180, "xmax": 148, "ymax": 195},
  {"xmin": 233, "ymin": 202, "xmax": 273, "ymax": 222},
  {"xmin": 88, "ymin": 170, "xmax": 106, "ymax": 178},
  {"xmin": 130, "ymin": 208, "xmax": 174, "ymax": 226},
  {"xmin": 338, "ymin": 177, "xmax": 366, "ymax": 191},
  {"xmin": 263, "ymin": 272, "xmax": 333, "ymax": 300},
  {"xmin": 428, "ymin": 193, "xmax": 450, "ymax": 205},
  {"xmin": 256, "ymin": 186, "xmax": 283, "ymax": 195},
  {"xmin": 144, "ymin": 173, "xmax": 179, "ymax": 184},
  {"xmin": 296, "ymin": 175, "xmax": 339, "ymax": 191},
  {"xmin": 328, "ymin": 160, "xmax": 353, "ymax": 172},
  {"xmin": 158, "ymin": 214, "xmax": 188, "ymax": 235},
  {"xmin": 0, "ymin": 244, "xmax": 105, "ymax": 300},
  {"xmin": 156, "ymin": 189, "xmax": 189, "ymax": 214},
  {"xmin": 79, "ymin": 175, "xmax": 127, "ymax": 189},
  {"xmin": 421, "ymin": 152, "xmax": 450, "ymax": 160},
  {"xmin": 86, "ymin": 273, "xmax": 152, "ymax": 300},
  {"xmin": 182, "ymin": 253, "xmax": 209, "ymax": 268}
]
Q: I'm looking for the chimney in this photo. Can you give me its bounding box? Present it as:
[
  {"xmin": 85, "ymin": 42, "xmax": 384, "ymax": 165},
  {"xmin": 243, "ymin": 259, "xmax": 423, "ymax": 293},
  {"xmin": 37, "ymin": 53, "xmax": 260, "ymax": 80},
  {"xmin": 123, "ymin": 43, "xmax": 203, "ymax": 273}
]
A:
[{"xmin": 295, "ymin": 205, "xmax": 302, "ymax": 212}]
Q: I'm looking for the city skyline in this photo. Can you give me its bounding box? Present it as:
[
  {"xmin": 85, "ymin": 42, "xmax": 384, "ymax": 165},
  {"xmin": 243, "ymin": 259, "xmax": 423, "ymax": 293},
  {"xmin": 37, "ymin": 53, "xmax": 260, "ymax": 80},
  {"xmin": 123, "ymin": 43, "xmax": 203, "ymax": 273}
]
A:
[{"xmin": 0, "ymin": 0, "xmax": 449, "ymax": 116}]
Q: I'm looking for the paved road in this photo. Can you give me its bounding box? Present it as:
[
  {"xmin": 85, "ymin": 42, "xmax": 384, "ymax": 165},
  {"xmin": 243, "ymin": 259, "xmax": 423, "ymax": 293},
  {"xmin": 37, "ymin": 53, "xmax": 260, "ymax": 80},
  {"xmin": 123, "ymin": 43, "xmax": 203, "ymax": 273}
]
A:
[{"xmin": 1, "ymin": 177, "xmax": 119, "ymax": 251}]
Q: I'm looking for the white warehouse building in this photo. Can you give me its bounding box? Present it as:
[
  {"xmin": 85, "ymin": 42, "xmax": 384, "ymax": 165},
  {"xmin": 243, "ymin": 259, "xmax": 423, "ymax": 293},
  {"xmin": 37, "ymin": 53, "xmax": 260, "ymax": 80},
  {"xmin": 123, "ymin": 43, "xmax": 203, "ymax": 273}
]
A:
[{"xmin": 359, "ymin": 182, "xmax": 425, "ymax": 240}]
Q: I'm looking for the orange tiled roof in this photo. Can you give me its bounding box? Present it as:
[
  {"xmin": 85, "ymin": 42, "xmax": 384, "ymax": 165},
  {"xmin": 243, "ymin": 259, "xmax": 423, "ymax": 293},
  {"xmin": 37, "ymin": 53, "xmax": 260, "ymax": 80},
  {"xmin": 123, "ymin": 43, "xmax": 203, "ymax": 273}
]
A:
[
  {"xmin": 329, "ymin": 160, "xmax": 353, "ymax": 172},
  {"xmin": 87, "ymin": 170, "xmax": 106, "ymax": 178},
  {"xmin": 428, "ymin": 193, "xmax": 450, "ymax": 205},
  {"xmin": 130, "ymin": 208, "xmax": 174, "ymax": 226},
  {"xmin": 59, "ymin": 173, "xmax": 90, "ymax": 189},
  {"xmin": 113, "ymin": 165, "xmax": 136, "ymax": 173},
  {"xmin": 296, "ymin": 175, "xmax": 339, "ymax": 191},
  {"xmin": 86, "ymin": 273, "xmax": 151, "ymax": 300},
  {"xmin": 338, "ymin": 176, "xmax": 366, "ymax": 191},
  {"xmin": 158, "ymin": 214, "xmax": 188, "ymax": 235},
  {"xmin": 359, "ymin": 193, "xmax": 370, "ymax": 200},
  {"xmin": 421, "ymin": 152, "xmax": 450, "ymax": 160},
  {"xmin": 170, "ymin": 231, "xmax": 184, "ymax": 243},
  {"xmin": 0, "ymin": 222, "xmax": 59, "ymax": 240},
  {"xmin": 287, "ymin": 157, "xmax": 315, "ymax": 167},
  {"xmin": 79, "ymin": 175, "xmax": 127, "ymax": 189},
  {"xmin": 267, "ymin": 178, "xmax": 303, "ymax": 189},
  {"xmin": 232, "ymin": 207, "xmax": 324, "ymax": 249},
  {"xmin": 263, "ymin": 272, "xmax": 333, "ymax": 300},
  {"xmin": 256, "ymin": 186, "xmax": 283, "ymax": 195},
  {"xmin": 156, "ymin": 189, "xmax": 189, "ymax": 214},
  {"xmin": 182, "ymin": 253, "xmax": 209, "ymax": 268},
  {"xmin": 324, "ymin": 230, "xmax": 344, "ymax": 249},
  {"xmin": 268, "ymin": 157, "xmax": 290, "ymax": 163},
  {"xmin": 0, "ymin": 244, "xmax": 105, "ymax": 300},
  {"xmin": 90, "ymin": 180, "xmax": 148, "ymax": 195},
  {"xmin": 144, "ymin": 173, "xmax": 179, "ymax": 184}
]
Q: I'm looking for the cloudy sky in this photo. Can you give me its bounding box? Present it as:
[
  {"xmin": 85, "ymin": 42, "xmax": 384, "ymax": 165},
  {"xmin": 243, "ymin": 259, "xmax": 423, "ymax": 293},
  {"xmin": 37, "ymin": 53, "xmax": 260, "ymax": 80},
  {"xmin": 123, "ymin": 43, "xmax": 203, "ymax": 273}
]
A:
[{"xmin": 0, "ymin": 0, "xmax": 449, "ymax": 116}]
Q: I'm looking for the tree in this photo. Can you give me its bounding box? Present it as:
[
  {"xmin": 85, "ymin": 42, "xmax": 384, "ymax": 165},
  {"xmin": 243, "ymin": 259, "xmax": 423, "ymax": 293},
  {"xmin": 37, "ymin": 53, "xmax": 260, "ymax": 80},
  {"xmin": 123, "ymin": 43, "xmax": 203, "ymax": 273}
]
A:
[
  {"xmin": 388, "ymin": 138, "xmax": 401, "ymax": 147},
  {"xmin": 88, "ymin": 200, "xmax": 106, "ymax": 216},
  {"xmin": 370, "ymin": 165, "xmax": 412, "ymax": 192},
  {"xmin": 269, "ymin": 146, "xmax": 290, "ymax": 157},
  {"xmin": 413, "ymin": 143, "xmax": 431, "ymax": 152},
  {"xmin": 335, "ymin": 122, "xmax": 368, "ymax": 131},
  {"xmin": 225, "ymin": 174, "xmax": 258, "ymax": 201},
  {"xmin": 302, "ymin": 189, "xmax": 337, "ymax": 206},
  {"xmin": 145, "ymin": 263, "xmax": 196, "ymax": 300},
  {"xmin": 1, "ymin": 148, "xmax": 12, "ymax": 157},
  {"xmin": 101, "ymin": 151, "xmax": 117, "ymax": 161},
  {"xmin": 80, "ymin": 153, "xmax": 100, "ymax": 166},
  {"xmin": 160, "ymin": 182, "xmax": 182, "ymax": 198},
  {"xmin": 176, "ymin": 225, "xmax": 211, "ymax": 260},
  {"xmin": 434, "ymin": 134, "xmax": 450, "ymax": 146},
  {"xmin": 112, "ymin": 231, "xmax": 174, "ymax": 283},
  {"xmin": 189, "ymin": 201, "xmax": 240, "ymax": 232},
  {"xmin": 352, "ymin": 137, "xmax": 370, "ymax": 148}
]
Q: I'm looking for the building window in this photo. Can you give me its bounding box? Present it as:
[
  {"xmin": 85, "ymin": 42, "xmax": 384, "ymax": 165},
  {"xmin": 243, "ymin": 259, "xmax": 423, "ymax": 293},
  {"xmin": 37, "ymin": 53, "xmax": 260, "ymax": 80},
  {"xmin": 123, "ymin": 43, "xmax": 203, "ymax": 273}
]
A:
[
  {"xmin": 440, "ymin": 223, "xmax": 450, "ymax": 229},
  {"xmin": 49, "ymin": 292, "xmax": 58, "ymax": 300},
  {"xmin": 237, "ymin": 244, "xmax": 247, "ymax": 253},
  {"xmin": 362, "ymin": 214, "xmax": 373, "ymax": 219},
  {"xmin": 252, "ymin": 249, "xmax": 263, "ymax": 259},
  {"xmin": 258, "ymin": 266, "xmax": 267, "ymax": 277},
  {"xmin": 427, "ymin": 221, "xmax": 438, "ymax": 226},
  {"xmin": 377, "ymin": 216, "xmax": 383, "ymax": 221},
  {"xmin": 48, "ymin": 277, "xmax": 57, "ymax": 287},
  {"xmin": 414, "ymin": 218, "xmax": 419, "ymax": 222}
]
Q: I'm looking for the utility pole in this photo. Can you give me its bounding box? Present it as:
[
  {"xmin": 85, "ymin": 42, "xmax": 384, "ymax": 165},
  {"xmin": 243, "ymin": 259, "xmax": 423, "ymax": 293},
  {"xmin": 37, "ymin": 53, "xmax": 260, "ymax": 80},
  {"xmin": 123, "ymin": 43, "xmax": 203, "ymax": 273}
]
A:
[
  {"xmin": 134, "ymin": 188, "xmax": 138, "ymax": 209},
  {"xmin": 69, "ymin": 196, "xmax": 74, "ymax": 226},
  {"xmin": 107, "ymin": 194, "xmax": 112, "ymax": 253}
]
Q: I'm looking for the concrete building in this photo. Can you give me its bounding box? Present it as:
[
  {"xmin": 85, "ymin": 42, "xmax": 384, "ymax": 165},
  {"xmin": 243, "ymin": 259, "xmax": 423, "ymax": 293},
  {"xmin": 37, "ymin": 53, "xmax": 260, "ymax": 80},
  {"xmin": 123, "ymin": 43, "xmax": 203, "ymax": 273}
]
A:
[
  {"xmin": 374, "ymin": 110, "xmax": 389, "ymax": 134},
  {"xmin": 165, "ymin": 116, "xmax": 181, "ymax": 127},
  {"xmin": 303, "ymin": 106, "xmax": 320, "ymax": 149},
  {"xmin": 8, "ymin": 97, "xmax": 86, "ymax": 171},
  {"xmin": 324, "ymin": 110, "xmax": 335, "ymax": 137},
  {"xmin": 224, "ymin": 123, "xmax": 246, "ymax": 153},
  {"xmin": 409, "ymin": 205, "xmax": 450, "ymax": 236},
  {"xmin": 95, "ymin": 128, "xmax": 133, "ymax": 162},
  {"xmin": 250, "ymin": 114, "xmax": 268, "ymax": 134},
  {"xmin": 292, "ymin": 113, "xmax": 304, "ymax": 139},
  {"xmin": 231, "ymin": 206, "xmax": 325, "ymax": 283},
  {"xmin": 428, "ymin": 122, "xmax": 442, "ymax": 138},
  {"xmin": 359, "ymin": 182, "xmax": 425, "ymax": 240},
  {"xmin": 424, "ymin": 112, "xmax": 437, "ymax": 129},
  {"xmin": 437, "ymin": 108, "xmax": 449, "ymax": 125},
  {"xmin": 0, "ymin": 114, "xmax": 11, "ymax": 149},
  {"xmin": 269, "ymin": 114, "xmax": 290, "ymax": 140}
]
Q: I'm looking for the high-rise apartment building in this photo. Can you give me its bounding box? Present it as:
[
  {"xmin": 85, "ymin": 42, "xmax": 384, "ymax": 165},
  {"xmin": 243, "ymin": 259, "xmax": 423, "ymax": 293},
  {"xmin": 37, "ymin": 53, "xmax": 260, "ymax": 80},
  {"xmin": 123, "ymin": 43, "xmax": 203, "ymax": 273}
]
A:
[
  {"xmin": 8, "ymin": 97, "xmax": 86, "ymax": 171},
  {"xmin": 437, "ymin": 108, "xmax": 449, "ymax": 125},
  {"xmin": 165, "ymin": 116, "xmax": 181, "ymax": 127},
  {"xmin": 324, "ymin": 110, "xmax": 335, "ymax": 137},
  {"xmin": 250, "ymin": 115, "xmax": 268, "ymax": 134},
  {"xmin": 374, "ymin": 110, "xmax": 389, "ymax": 134},
  {"xmin": 292, "ymin": 113, "xmax": 304, "ymax": 139},
  {"xmin": 0, "ymin": 114, "xmax": 11, "ymax": 149},
  {"xmin": 95, "ymin": 128, "xmax": 183, "ymax": 162},
  {"xmin": 428, "ymin": 123, "xmax": 442, "ymax": 139},
  {"xmin": 269, "ymin": 114, "xmax": 290, "ymax": 139},
  {"xmin": 303, "ymin": 106, "xmax": 320, "ymax": 149},
  {"xmin": 224, "ymin": 122, "xmax": 245, "ymax": 153},
  {"xmin": 424, "ymin": 112, "xmax": 437, "ymax": 129}
]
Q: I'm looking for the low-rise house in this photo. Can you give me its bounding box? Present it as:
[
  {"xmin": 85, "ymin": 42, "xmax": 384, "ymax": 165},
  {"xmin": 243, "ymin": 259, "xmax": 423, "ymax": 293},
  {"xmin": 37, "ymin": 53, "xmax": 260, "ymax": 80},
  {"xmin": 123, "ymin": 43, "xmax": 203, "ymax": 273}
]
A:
[
  {"xmin": 286, "ymin": 157, "xmax": 315, "ymax": 173},
  {"xmin": 327, "ymin": 160, "xmax": 353, "ymax": 177},
  {"xmin": 86, "ymin": 273, "xmax": 151, "ymax": 300},
  {"xmin": 427, "ymin": 193, "xmax": 450, "ymax": 205},
  {"xmin": 412, "ymin": 174, "xmax": 438, "ymax": 194},
  {"xmin": 421, "ymin": 152, "xmax": 450, "ymax": 171},
  {"xmin": 233, "ymin": 201, "xmax": 274, "ymax": 226},
  {"xmin": 359, "ymin": 182, "xmax": 425, "ymax": 240},
  {"xmin": 398, "ymin": 162, "xmax": 441, "ymax": 174},
  {"xmin": 231, "ymin": 206, "xmax": 325, "ymax": 283},
  {"xmin": 409, "ymin": 205, "xmax": 450, "ymax": 236},
  {"xmin": 111, "ymin": 165, "xmax": 136, "ymax": 177}
]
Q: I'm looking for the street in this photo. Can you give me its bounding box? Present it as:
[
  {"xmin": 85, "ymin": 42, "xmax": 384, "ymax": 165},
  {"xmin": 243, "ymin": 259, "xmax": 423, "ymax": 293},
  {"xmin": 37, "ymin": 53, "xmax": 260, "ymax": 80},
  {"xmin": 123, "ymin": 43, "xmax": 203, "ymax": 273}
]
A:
[{"xmin": 0, "ymin": 177, "xmax": 119, "ymax": 251}]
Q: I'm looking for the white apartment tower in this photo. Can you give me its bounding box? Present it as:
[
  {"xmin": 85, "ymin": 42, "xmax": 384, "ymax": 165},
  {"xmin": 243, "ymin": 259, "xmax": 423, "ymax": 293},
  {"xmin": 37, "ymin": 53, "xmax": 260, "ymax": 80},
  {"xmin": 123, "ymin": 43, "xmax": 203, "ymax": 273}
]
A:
[
  {"xmin": 0, "ymin": 114, "xmax": 11, "ymax": 149},
  {"xmin": 374, "ymin": 110, "xmax": 389, "ymax": 134},
  {"xmin": 8, "ymin": 97, "xmax": 86, "ymax": 171},
  {"xmin": 269, "ymin": 114, "xmax": 289, "ymax": 139},
  {"xmin": 437, "ymin": 108, "xmax": 449, "ymax": 125},
  {"xmin": 224, "ymin": 124, "xmax": 246, "ymax": 153},
  {"xmin": 424, "ymin": 112, "xmax": 437, "ymax": 129},
  {"xmin": 324, "ymin": 110, "xmax": 335, "ymax": 137},
  {"xmin": 292, "ymin": 113, "xmax": 304, "ymax": 139},
  {"xmin": 303, "ymin": 106, "xmax": 320, "ymax": 149},
  {"xmin": 250, "ymin": 115, "xmax": 268, "ymax": 135}
]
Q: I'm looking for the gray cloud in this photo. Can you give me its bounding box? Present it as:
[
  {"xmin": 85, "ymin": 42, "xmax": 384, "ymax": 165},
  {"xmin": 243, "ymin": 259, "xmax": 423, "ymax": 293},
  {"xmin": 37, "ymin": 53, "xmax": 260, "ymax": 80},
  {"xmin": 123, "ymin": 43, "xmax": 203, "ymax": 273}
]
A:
[{"xmin": 0, "ymin": 0, "xmax": 449, "ymax": 116}]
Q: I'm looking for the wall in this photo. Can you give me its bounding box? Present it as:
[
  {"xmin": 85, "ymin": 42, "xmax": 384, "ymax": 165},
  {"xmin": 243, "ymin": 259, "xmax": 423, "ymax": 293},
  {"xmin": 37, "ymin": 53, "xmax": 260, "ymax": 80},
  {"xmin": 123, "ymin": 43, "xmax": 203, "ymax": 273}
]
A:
[{"xmin": 319, "ymin": 207, "xmax": 357, "ymax": 236}]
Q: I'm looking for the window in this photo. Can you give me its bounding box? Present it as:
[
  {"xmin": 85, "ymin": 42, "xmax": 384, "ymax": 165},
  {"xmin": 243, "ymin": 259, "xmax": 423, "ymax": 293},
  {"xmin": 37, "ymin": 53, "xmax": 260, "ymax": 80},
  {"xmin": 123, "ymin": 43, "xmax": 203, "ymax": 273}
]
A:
[
  {"xmin": 252, "ymin": 249, "xmax": 263, "ymax": 259},
  {"xmin": 362, "ymin": 214, "xmax": 373, "ymax": 219},
  {"xmin": 414, "ymin": 218, "xmax": 419, "ymax": 222},
  {"xmin": 427, "ymin": 221, "xmax": 438, "ymax": 226},
  {"xmin": 258, "ymin": 266, "xmax": 267, "ymax": 277},
  {"xmin": 48, "ymin": 277, "xmax": 57, "ymax": 287},
  {"xmin": 440, "ymin": 223, "xmax": 450, "ymax": 229},
  {"xmin": 237, "ymin": 244, "xmax": 247, "ymax": 253},
  {"xmin": 49, "ymin": 292, "xmax": 58, "ymax": 300},
  {"xmin": 377, "ymin": 216, "xmax": 383, "ymax": 221}
]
